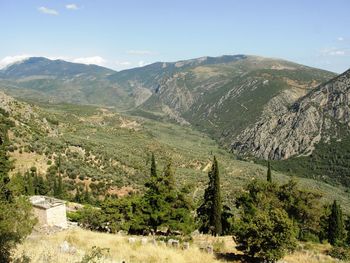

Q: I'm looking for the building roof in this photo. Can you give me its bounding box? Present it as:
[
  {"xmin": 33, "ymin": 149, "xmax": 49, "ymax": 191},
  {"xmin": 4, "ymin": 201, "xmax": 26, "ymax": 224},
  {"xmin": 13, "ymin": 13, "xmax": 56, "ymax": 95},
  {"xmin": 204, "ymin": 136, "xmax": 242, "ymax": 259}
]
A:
[{"xmin": 29, "ymin": 195, "xmax": 65, "ymax": 209}]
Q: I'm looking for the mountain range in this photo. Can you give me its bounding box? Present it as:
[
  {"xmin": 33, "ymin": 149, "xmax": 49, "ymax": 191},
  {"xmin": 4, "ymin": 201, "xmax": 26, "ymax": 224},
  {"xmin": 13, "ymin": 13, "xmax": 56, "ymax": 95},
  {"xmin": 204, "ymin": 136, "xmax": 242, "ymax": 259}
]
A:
[
  {"xmin": 0, "ymin": 55, "xmax": 335, "ymax": 141},
  {"xmin": 1, "ymin": 54, "xmax": 350, "ymax": 186}
]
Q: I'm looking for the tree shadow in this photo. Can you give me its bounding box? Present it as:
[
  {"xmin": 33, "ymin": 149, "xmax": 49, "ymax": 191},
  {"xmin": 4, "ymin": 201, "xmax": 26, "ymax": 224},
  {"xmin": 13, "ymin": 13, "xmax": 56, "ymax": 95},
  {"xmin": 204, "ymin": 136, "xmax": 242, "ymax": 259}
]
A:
[{"xmin": 215, "ymin": 252, "xmax": 262, "ymax": 263}]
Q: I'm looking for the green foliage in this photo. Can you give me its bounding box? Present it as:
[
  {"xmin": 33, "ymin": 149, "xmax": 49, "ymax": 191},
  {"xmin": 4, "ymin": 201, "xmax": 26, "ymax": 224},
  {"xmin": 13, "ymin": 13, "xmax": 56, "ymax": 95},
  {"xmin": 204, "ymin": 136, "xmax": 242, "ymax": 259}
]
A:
[
  {"xmin": 0, "ymin": 109, "xmax": 36, "ymax": 262},
  {"xmin": 143, "ymin": 157, "xmax": 195, "ymax": 234},
  {"xmin": 197, "ymin": 156, "xmax": 223, "ymax": 236},
  {"xmin": 98, "ymin": 195, "xmax": 147, "ymax": 234},
  {"xmin": 76, "ymin": 206, "xmax": 106, "ymax": 231},
  {"xmin": 0, "ymin": 197, "xmax": 36, "ymax": 262},
  {"xmin": 267, "ymin": 161, "xmax": 272, "ymax": 182},
  {"xmin": 79, "ymin": 246, "xmax": 110, "ymax": 263},
  {"xmin": 327, "ymin": 246, "xmax": 350, "ymax": 261},
  {"xmin": 233, "ymin": 179, "xmax": 326, "ymax": 261},
  {"xmin": 221, "ymin": 205, "xmax": 234, "ymax": 235},
  {"xmin": 270, "ymin": 134, "xmax": 350, "ymax": 187},
  {"xmin": 234, "ymin": 208, "xmax": 297, "ymax": 261},
  {"xmin": 150, "ymin": 152, "xmax": 157, "ymax": 178},
  {"xmin": 76, "ymin": 156, "xmax": 195, "ymax": 235},
  {"xmin": 345, "ymin": 217, "xmax": 350, "ymax": 246},
  {"xmin": 278, "ymin": 179, "xmax": 323, "ymax": 240},
  {"xmin": 328, "ymin": 200, "xmax": 345, "ymax": 246}
]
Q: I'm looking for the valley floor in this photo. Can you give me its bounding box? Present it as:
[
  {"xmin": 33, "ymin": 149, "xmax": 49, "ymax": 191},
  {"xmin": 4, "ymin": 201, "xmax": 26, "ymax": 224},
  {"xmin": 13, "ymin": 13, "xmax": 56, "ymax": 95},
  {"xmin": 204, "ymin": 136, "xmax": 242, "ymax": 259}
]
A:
[{"xmin": 13, "ymin": 228, "xmax": 338, "ymax": 263}]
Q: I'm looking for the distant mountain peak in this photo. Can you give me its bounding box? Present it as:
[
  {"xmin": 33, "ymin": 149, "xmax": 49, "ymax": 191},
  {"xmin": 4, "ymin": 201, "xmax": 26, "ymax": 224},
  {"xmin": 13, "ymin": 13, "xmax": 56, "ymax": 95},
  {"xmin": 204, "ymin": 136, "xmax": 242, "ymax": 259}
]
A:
[{"xmin": 0, "ymin": 56, "xmax": 115, "ymax": 79}]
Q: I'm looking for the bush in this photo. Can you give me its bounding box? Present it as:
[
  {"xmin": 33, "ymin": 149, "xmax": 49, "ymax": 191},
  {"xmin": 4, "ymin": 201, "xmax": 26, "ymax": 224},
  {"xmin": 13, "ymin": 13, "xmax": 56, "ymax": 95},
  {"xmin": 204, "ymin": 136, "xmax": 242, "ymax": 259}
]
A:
[
  {"xmin": 327, "ymin": 246, "xmax": 350, "ymax": 261},
  {"xmin": 234, "ymin": 208, "xmax": 298, "ymax": 262},
  {"xmin": 79, "ymin": 246, "xmax": 110, "ymax": 263},
  {"xmin": 0, "ymin": 197, "xmax": 37, "ymax": 262}
]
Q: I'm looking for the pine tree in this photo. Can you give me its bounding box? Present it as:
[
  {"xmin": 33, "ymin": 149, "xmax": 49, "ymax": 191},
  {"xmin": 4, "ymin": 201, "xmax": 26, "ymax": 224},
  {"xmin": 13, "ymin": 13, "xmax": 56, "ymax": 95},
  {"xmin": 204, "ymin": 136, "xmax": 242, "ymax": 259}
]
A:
[
  {"xmin": 143, "ymin": 154, "xmax": 166, "ymax": 231},
  {"xmin": 212, "ymin": 156, "xmax": 222, "ymax": 235},
  {"xmin": 53, "ymin": 177, "xmax": 58, "ymax": 197},
  {"xmin": 26, "ymin": 171, "xmax": 34, "ymax": 196},
  {"xmin": 57, "ymin": 174, "xmax": 63, "ymax": 198},
  {"xmin": 75, "ymin": 185, "xmax": 81, "ymax": 203},
  {"xmin": 197, "ymin": 156, "xmax": 222, "ymax": 236},
  {"xmin": 328, "ymin": 200, "xmax": 345, "ymax": 245},
  {"xmin": 84, "ymin": 185, "xmax": 91, "ymax": 204},
  {"xmin": 163, "ymin": 161, "xmax": 175, "ymax": 189},
  {"xmin": 267, "ymin": 161, "xmax": 272, "ymax": 183},
  {"xmin": 150, "ymin": 153, "xmax": 157, "ymax": 178},
  {"xmin": 143, "ymin": 156, "xmax": 194, "ymax": 233},
  {"xmin": 0, "ymin": 112, "xmax": 35, "ymax": 262}
]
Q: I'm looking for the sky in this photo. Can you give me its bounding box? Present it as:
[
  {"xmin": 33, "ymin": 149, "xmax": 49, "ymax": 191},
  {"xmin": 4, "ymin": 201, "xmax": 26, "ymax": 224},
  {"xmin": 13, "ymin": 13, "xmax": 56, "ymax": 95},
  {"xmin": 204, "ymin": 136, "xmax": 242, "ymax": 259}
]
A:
[{"xmin": 0, "ymin": 0, "xmax": 349, "ymax": 73}]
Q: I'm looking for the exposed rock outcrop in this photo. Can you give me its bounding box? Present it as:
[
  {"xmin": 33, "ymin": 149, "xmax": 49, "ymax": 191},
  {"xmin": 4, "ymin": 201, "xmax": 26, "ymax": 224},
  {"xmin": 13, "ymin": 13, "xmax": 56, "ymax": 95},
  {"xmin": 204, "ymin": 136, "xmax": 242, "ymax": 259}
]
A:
[{"xmin": 232, "ymin": 69, "xmax": 350, "ymax": 160}]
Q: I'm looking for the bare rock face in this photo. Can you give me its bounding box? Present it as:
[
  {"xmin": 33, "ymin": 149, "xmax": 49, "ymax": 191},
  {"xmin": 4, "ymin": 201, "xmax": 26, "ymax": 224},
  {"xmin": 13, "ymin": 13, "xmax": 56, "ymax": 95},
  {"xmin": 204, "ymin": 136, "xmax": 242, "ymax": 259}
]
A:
[{"xmin": 232, "ymin": 69, "xmax": 350, "ymax": 160}]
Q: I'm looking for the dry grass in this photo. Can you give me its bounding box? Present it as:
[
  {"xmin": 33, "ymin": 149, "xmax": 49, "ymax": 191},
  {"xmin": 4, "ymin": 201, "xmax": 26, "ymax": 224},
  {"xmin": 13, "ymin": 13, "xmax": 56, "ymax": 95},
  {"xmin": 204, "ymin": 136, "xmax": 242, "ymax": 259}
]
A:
[
  {"xmin": 13, "ymin": 228, "xmax": 222, "ymax": 263},
  {"xmin": 13, "ymin": 228, "xmax": 340, "ymax": 263}
]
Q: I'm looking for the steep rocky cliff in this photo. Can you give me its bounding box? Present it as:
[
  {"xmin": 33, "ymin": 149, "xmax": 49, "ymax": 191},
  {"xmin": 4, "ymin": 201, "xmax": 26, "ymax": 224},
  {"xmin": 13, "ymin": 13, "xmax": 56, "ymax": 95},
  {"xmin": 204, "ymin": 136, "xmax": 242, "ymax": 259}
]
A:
[
  {"xmin": 134, "ymin": 56, "xmax": 335, "ymax": 144},
  {"xmin": 232, "ymin": 69, "xmax": 350, "ymax": 160}
]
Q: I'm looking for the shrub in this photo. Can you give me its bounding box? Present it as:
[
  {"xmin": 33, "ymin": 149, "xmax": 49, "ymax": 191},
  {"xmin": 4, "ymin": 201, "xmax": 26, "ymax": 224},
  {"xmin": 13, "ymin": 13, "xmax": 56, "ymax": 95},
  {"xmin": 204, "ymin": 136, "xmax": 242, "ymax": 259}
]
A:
[
  {"xmin": 234, "ymin": 208, "xmax": 298, "ymax": 262},
  {"xmin": 327, "ymin": 246, "xmax": 350, "ymax": 261}
]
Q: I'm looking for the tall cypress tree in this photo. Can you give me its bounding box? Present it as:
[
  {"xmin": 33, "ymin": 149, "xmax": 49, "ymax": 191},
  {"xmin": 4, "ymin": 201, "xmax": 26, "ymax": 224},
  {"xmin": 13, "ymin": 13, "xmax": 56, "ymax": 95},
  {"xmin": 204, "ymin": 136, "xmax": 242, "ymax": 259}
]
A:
[
  {"xmin": 150, "ymin": 153, "xmax": 157, "ymax": 178},
  {"xmin": 75, "ymin": 185, "xmax": 81, "ymax": 203},
  {"xmin": 212, "ymin": 156, "xmax": 222, "ymax": 235},
  {"xmin": 144, "ymin": 153, "xmax": 163, "ymax": 231},
  {"xmin": 26, "ymin": 171, "xmax": 34, "ymax": 196},
  {"xmin": 197, "ymin": 156, "xmax": 222, "ymax": 236},
  {"xmin": 84, "ymin": 185, "xmax": 91, "ymax": 204},
  {"xmin": 57, "ymin": 174, "xmax": 63, "ymax": 198},
  {"xmin": 328, "ymin": 200, "xmax": 345, "ymax": 245},
  {"xmin": 53, "ymin": 177, "xmax": 58, "ymax": 197},
  {"xmin": 267, "ymin": 161, "xmax": 272, "ymax": 183}
]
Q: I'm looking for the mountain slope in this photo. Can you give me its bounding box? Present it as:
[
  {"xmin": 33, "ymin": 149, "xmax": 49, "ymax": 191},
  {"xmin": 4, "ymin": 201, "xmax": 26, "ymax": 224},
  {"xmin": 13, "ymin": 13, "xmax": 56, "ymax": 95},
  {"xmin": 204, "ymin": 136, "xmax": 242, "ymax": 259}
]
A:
[
  {"xmin": 0, "ymin": 57, "xmax": 135, "ymax": 109},
  {"xmin": 0, "ymin": 55, "xmax": 336, "ymax": 145},
  {"xmin": 0, "ymin": 57, "xmax": 114, "ymax": 78},
  {"xmin": 129, "ymin": 56, "xmax": 335, "ymax": 145},
  {"xmin": 232, "ymin": 69, "xmax": 350, "ymax": 185},
  {"xmin": 2, "ymin": 91, "xmax": 350, "ymax": 209}
]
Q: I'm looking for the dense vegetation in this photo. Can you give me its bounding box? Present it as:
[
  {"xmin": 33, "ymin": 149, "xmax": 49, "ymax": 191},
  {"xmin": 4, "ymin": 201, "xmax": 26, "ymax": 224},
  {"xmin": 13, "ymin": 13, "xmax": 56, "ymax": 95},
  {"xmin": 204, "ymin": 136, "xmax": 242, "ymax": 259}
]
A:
[
  {"xmin": 69, "ymin": 154, "xmax": 195, "ymax": 235},
  {"xmin": 6, "ymin": 98, "xmax": 350, "ymax": 212},
  {"xmin": 65, "ymin": 157, "xmax": 350, "ymax": 262},
  {"xmin": 270, "ymin": 133, "xmax": 350, "ymax": 187},
  {"xmin": 2, "ymin": 93, "xmax": 350, "ymax": 261},
  {"xmin": 0, "ymin": 108, "xmax": 36, "ymax": 262}
]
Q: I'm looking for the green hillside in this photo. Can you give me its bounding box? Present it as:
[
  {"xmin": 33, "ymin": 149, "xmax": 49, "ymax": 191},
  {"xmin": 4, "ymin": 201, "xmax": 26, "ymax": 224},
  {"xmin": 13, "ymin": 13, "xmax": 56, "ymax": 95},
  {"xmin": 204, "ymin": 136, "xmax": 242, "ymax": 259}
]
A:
[
  {"xmin": 130, "ymin": 56, "xmax": 336, "ymax": 146},
  {"xmin": 2, "ymin": 93, "xmax": 350, "ymax": 211}
]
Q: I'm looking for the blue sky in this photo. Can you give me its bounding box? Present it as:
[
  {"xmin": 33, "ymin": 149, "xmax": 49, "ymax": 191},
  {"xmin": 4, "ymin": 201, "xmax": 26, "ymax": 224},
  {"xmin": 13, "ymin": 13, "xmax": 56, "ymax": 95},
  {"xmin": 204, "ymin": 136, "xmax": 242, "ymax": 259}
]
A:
[{"xmin": 0, "ymin": 0, "xmax": 349, "ymax": 73}]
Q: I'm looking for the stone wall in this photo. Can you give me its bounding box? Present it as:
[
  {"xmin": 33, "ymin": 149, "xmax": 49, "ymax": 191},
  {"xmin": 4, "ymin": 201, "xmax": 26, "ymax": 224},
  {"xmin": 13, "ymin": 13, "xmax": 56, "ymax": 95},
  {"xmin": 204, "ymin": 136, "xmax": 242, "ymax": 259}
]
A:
[
  {"xmin": 46, "ymin": 203, "xmax": 67, "ymax": 228},
  {"xmin": 32, "ymin": 206, "xmax": 49, "ymax": 226},
  {"xmin": 32, "ymin": 203, "xmax": 67, "ymax": 228}
]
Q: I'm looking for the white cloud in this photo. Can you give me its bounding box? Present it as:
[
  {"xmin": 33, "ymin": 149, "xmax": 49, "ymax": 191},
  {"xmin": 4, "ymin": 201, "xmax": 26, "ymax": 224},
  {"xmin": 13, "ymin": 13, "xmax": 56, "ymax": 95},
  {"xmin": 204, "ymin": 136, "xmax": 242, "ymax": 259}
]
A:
[
  {"xmin": 338, "ymin": 37, "xmax": 344, "ymax": 41},
  {"xmin": 330, "ymin": 50, "xmax": 345, "ymax": 56},
  {"xmin": 138, "ymin": 60, "xmax": 146, "ymax": 67},
  {"xmin": 73, "ymin": 56, "xmax": 106, "ymax": 66},
  {"xmin": 0, "ymin": 55, "xmax": 31, "ymax": 69},
  {"xmin": 38, "ymin": 6, "xmax": 59, "ymax": 15},
  {"xmin": 127, "ymin": 50, "xmax": 153, "ymax": 55},
  {"xmin": 320, "ymin": 47, "xmax": 346, "ymax": 56},
  {"xmin": 137, "ymin": 61, "xmax": 151, "ymax": 67},
  {"xmin": 66, "ymin": 4, "xmax": 79, "ymax": 10}
]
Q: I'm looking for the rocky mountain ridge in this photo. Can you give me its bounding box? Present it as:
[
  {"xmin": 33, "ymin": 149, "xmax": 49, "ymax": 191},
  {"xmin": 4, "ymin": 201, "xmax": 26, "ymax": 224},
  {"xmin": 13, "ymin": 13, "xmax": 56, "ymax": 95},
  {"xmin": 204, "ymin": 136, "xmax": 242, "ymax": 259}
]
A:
[
  {"xmin": 232, "ymin": 69, "xmax": 350, "ymax": 160},
  {"xmin": 0, "ymin": 55, "xmax": 336, "ymax": 147}
]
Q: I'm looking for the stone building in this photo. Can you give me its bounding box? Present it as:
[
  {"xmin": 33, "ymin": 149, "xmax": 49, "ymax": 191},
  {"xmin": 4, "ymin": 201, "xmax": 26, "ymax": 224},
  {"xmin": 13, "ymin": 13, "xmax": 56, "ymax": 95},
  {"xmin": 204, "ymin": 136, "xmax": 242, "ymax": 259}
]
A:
[{"xmin": 29, "ymin": 195, "xmax": 68, "ymax": 228}]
